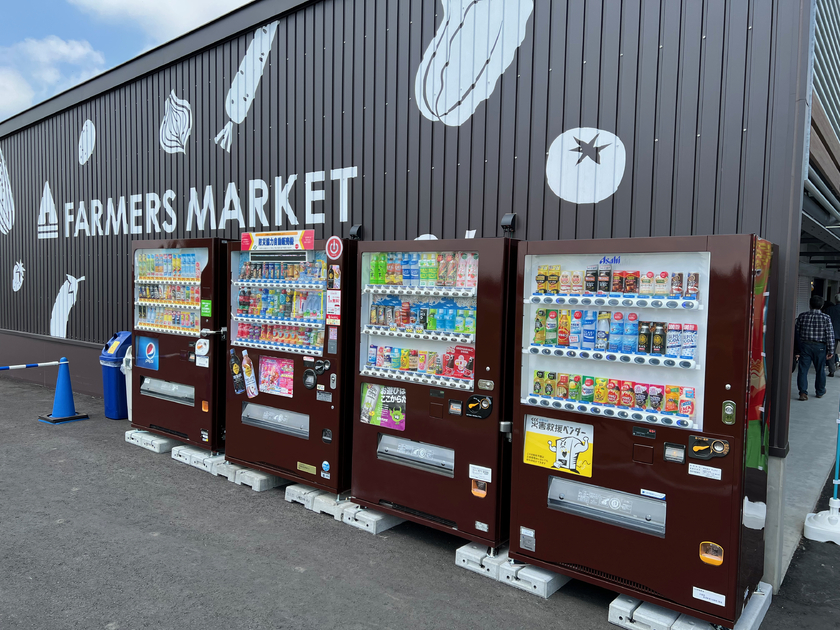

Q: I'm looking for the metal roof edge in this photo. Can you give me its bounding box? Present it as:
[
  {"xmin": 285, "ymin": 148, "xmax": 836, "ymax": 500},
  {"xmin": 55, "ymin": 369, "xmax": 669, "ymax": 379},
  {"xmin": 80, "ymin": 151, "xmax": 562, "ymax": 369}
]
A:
[{"xmin": 0, "ymin": 0, "xmax": 312, "ymax": 138}]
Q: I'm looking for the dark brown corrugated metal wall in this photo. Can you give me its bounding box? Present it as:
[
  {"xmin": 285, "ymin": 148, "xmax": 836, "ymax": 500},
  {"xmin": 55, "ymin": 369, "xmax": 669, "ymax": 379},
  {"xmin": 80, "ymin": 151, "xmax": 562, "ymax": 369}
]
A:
[{"xmin": 0, "ymin": 0, "xmax": 814, "ymax": 450}]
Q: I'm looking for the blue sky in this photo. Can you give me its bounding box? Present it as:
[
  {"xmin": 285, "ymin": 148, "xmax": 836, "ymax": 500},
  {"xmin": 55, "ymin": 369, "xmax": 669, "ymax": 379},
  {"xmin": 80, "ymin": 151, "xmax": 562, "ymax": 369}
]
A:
[{"xmin": 0, "ymin": 0, "xmax": 254, "ymax": 121}]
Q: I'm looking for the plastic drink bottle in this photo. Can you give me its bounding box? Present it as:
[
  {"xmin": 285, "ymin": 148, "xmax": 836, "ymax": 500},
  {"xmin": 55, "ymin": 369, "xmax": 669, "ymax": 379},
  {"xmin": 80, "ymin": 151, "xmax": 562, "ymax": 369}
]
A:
[
  {"xmin": 582, "ymin": 311, "xmax": 597, "ymax": 350},
  {"xmin": 241, "ymin": 351, "xmax": 258, "ymax": 398}
]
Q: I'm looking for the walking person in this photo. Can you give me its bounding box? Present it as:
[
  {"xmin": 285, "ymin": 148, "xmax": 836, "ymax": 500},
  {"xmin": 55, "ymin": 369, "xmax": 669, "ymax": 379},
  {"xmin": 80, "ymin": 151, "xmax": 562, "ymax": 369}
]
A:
[
  {"xmin": 824, "ymin": 294, "xmax": 840, "ymax": 376},
  {"xmin": 795, "ymin": 295, "xmax": 835, "ymax": 400}
]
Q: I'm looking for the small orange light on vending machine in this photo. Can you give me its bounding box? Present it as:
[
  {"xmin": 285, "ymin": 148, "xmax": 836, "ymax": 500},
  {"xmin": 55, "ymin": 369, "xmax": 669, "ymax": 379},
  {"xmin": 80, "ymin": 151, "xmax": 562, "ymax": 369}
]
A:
[
  {"xmin": 471, "ymin": 480, "xmax": 488, "ymax": 498},
  {"xmin": 202, "ymin": 400, "xmax": 209, "ymax": 412},
  {"xmin": 699, "ymin": 542, "xmax": 724, "ymax": 566}
]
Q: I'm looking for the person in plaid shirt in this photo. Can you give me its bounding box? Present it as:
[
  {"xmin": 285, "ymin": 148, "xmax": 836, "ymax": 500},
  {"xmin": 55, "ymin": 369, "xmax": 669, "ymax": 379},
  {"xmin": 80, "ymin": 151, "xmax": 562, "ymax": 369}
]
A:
[{"xmin": 795, "ymin": 295, "xmax": 836, "ymax": 400}]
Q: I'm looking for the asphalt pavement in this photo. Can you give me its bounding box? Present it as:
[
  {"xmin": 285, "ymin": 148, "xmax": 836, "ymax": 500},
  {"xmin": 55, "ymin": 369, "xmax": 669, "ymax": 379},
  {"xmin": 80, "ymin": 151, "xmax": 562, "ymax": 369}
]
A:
[
  {"xmin": 3, "ymin": 377, "xmax": 837, "ymax": 630},
  {"xmin": 0, "ymin": 379, "xmax": 616, "ymax": 630}
]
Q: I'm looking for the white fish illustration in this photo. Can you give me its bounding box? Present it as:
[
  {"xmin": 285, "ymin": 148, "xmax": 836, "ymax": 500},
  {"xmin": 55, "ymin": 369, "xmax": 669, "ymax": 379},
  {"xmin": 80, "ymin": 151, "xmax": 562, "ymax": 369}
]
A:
[
  {"xmin": 0, "ymin": 148, "xmax": 15, "ymax": 235},
  {"xmin": 50, "ymin": 274, "xmax": 85, "ymax": 338},
  {"xmin": 415, "ymin": 0, "xmax": 533, "ymax": 126},
  {"xmin": 37, "ymin": 181, "xmax": 59, "ymax": 240},
  {"xmin": 78, "ymin": 120, "xmax": 96, "ymax": 165},
  {"xmin": 545, "ymin": 127, "xmax": 626, "ymax": 204},
  {"xmin": 12, "ymin": 261, "xmax": 25, "ymax": 292},
  {"xmin": 160, "ymin": 91, "xmax": 193, "ymax": 154},
  {"xmin": 215, "ymin": 21, "xmax": 280, "ymax": 152}
]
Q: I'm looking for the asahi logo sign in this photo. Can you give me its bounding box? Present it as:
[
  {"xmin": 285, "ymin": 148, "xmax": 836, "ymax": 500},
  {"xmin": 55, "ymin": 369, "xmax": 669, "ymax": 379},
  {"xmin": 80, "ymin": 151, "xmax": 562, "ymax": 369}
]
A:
[{"xmin": 36, "ymin": 166, "xmax": 358, "ymax": 240}]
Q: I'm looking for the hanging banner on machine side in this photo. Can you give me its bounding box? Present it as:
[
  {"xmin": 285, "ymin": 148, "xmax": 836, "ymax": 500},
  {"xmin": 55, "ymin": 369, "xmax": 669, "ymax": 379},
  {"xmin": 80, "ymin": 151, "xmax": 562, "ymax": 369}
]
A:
[{"xmin": 241, "ymin": 230, "xmax": 315, "ymax": 251}]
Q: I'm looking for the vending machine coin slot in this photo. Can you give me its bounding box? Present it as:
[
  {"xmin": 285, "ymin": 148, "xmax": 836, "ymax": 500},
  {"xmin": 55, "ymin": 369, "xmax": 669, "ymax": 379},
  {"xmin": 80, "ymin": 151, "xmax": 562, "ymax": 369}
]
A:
[
  {"xmin": 688, "ymin": 436, "xmax": 730, "ymax": 460},
  {"xmin": 465, "ymin": 395, "xmax": 493, "ymax": 419}
]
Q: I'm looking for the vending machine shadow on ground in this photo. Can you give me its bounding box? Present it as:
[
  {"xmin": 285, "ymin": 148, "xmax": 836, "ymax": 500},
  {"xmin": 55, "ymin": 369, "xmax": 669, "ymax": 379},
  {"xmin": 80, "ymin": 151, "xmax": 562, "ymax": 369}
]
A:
[
  {"xmin": 508, "ymin": 235, "xmax": 775, "ymax": 627},
  {"xmin": 224, "ymin": 231, "xmax": 357, "ymax": 493},
  {"xmin": 351, "ymin": 239, "xmax": 516, "ymax": 547},
  {"xmin": 131, "ymin": 238, "xmax": 228, "ymax": 450}
]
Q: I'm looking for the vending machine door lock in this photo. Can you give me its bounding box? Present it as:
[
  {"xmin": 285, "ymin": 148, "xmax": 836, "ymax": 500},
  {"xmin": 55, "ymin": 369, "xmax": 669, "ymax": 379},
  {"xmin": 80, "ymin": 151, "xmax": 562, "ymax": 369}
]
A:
[{"xmin": 722, "ymin": 400, "xmax": 736, "ymax": 425}]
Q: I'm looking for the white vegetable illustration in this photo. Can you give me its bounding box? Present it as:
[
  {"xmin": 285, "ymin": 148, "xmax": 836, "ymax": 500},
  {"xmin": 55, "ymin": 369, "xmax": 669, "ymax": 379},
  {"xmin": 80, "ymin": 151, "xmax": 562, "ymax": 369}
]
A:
[
  {"xmin": 215, "ymin": 21, "xmax": 280, "ymax": 152},
  {"xmin": 160, "ymin": 91, "xmax": 193, "ymax": 154},
  {"xmin": 545, "ymin": 127, "xmax": 626, "ymax": 205},
  {"xmin": 78, "ymin": 120, "xmax": 96, "ymax": 165},
  {"xmin": 0, "ymin": 148, "xmax": 15, "ymax": 235},
  {"xmin": 37, "ymin": 181, "xmax": 59, "ymax": 239},
  {"xmin": 415, "ymin": 0, "xmax": 533, "ymax": 127},
  {"xmin": 50, "ymin": 274, "xmax": 85, "ymax": 338},
  {"xmin": 12, "ymin": 261, "xmax": 25, "ymax": 292}
]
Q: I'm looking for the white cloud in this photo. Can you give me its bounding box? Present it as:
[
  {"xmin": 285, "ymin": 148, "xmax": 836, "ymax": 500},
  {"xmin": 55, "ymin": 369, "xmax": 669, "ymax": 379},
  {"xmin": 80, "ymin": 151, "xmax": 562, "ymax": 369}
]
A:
[
  {"xmin": 0, "ymin": 36, "xmax": 106, "ymax": 121},
  {"xmin": 68, "ymin": 0, "xmax": 255, "ymax": 45}
]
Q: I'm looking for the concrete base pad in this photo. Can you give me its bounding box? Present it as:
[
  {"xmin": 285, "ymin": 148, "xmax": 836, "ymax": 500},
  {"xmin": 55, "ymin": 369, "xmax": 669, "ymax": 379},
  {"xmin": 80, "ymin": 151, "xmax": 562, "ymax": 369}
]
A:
[
  {"xmin": 170, "ymin": 445, "xmax": 225, "ymax": 474},
  {"xmin": 341, "ymin": 504, "xmax": 404, "ymax": 534},
  {"xmin": 125, "ymin": 429, "xmax": 182, "ymax": 454},
  {"xmin": 455, "ymin": 543, "xmax": 570, "ymax": 599},
  {"xmin": 284, "ymin": 484, "xmax": 356, "ymax": 521},
  {"xmin": 233, "ymin": 468, "xmax": 291, "ymax": 492}
]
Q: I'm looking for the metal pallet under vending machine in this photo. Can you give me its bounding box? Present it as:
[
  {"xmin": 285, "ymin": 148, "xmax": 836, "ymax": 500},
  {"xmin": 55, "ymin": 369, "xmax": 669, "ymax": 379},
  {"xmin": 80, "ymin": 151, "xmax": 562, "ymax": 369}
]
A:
[
  {"xmin": 351, "ymin": 239, "xmax": 516, "ymax": 547},
  {"xmin": 508, "ymin": 235, "xmax": 775, "ymax": 627}
]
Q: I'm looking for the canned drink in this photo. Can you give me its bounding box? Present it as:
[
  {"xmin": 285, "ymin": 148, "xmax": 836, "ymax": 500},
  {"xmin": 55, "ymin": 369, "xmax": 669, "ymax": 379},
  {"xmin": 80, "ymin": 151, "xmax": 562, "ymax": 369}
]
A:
[
  {"xmin": 670, "ymin": 273, "xmax": 684, "ymax": 297},
  {"xmin": 681, "ymin": 324, "xmax": 698, "ymax": 359},
  {"xmin": 597, "ymin": 264, "xmax": 611, "ymax": 295},
  {"xmin": 584, "ymin": 265, "xmax": 598, "ymax": 294},
  {"xmin": 390, "ymin": 348, "xmax": 402, "ymax": 370},
  {"xmin": 401, "ymin": 301, "xmax": 411, "ymax": 323},
  {"xmin": 570, "ymin": 270, "xmax": 584, "ymax": 294},
  {"xmin": 418, "ymin": 351, "xmax": 428, "ymax": 373},
  {"xmin": 409, "ymin": 349, "xmax": 418, "ymax": 371},
  {"xmin": 419, "ymin": 308, "xmax": 428, "ymax": 329},
  {"xmin": 427, "ymin": 308, "xmax": 438, "ymax": 331},
  {"xmin": 637, "ymin": 321, "xmax": 652, "ymax": 353},
  {"xmin": 559, "ymin": 271, "xmax": 572, "ymax": 294},
  {"xmin": 686, "ymin": 272, "xmax": 700, "ymax": 299},
  {"xmin": 385, "ymin": 306, "xmax": 395, "ymax": 326},
  {"xmin": 611, "ymin": 271, "xmax": 626, "ymax": 296},
  {"xmin": 666, "ymin": 323, "xmax": 682, "ymax": 356},
  {"xmin": 377, "ymin": 305, "xmax": 386, "ymax": 326},
  {"xmin": 651, "ymin": 323, "xmax": 666, "ymax": 355},
  {"xmin": 624, "ymin": 271, "xmax": 640, "ymax": 295},
  {"xmin": 639, "ymin": 272, "xmax": 655, "ymax": 296},
  {"xmin": 581, "ymin": 376, "xmax": 596, "ymax": 403},
  {"xmin": 654, "ymin": 272, "xmax": 670, "ymax": 295},
  {"xmin": 410, "ymin": 307, "xmax": 419, "ymax": 326},
  {"xmin": 400, "ymin": 348, "xmax": 411, "ymax": 370},
  {"xmin": 376, "ymin": 346, "xmax": 387, "ymax": 367},
  {"xmin": 370, "ymin": 305, "xmax": 378, "ymax": 326}
]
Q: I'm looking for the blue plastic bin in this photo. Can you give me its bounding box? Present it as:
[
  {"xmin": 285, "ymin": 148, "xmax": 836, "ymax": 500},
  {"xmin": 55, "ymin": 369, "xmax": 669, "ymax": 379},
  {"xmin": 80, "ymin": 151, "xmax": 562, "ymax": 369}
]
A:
[{"xmin": 100, "ymin": 331, "xmax": 132, "ymax": 419}]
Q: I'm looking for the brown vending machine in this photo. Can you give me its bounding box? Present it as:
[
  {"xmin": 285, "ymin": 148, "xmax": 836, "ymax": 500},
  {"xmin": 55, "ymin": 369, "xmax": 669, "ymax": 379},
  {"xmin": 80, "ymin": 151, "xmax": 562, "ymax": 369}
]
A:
[
  {"xmin": 352, "ymin": 239, "xmax": 515, "ymax": 547},
  {"xmin": 132, "ymin": 238, "xmax": 226, "ymax": 450},
  {"xmin": 224, "ymin": 231, "xmax": 356, "ymax": 493},
  {"xmin": 508, "ymin": 235, "xmax": 774, "ymax": 627}
]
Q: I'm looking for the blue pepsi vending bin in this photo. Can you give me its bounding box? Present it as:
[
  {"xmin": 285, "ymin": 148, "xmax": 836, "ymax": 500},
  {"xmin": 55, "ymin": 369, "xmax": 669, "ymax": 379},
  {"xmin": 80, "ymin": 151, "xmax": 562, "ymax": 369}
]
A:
[{"xmin": 100, "ymin": 331, "xmax": 132, "ymax": 419}]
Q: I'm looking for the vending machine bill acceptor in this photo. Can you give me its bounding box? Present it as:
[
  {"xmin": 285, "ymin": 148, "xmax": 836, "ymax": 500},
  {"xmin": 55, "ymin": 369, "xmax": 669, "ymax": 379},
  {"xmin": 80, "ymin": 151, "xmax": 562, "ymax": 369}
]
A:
[
  {"xmin": 131, "ymin": 238, "xmax": 227, "ymax": 450},
  {"xmin": 352, "ymin": 238, "xmax": 515, "ymax": 547},
  {"xmin": 224, "ymin": 231, "xmax": 357, "ymax": 493},
  {"xmin": 508, "ymin": 235, "xmax": 774, "ymax": 627}
]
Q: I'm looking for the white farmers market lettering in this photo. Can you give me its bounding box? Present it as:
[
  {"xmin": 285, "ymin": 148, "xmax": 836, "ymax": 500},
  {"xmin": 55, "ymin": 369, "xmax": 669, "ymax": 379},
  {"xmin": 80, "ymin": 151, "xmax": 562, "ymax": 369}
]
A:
[{"xmin": 48, "ymin": 166, "xmax": 358, "ymax": 239}]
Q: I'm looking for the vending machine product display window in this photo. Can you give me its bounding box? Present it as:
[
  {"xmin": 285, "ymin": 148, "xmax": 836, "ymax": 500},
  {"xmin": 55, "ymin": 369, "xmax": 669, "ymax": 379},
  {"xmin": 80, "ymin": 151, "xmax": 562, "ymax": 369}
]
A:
[
  {"xmin": 508, "ymin": 235, "xmax": 775, "ymax": 628},
  {"xmin": 131, "ymin": 239, "xmax": 226, "ymax": 451},
  {"xmin": 352, "ymin": 239, "xmax": 514, "ymax": 547},
  {"xmin": 225, "ymin": 232, "xmax": 356, "ymax": 493}
]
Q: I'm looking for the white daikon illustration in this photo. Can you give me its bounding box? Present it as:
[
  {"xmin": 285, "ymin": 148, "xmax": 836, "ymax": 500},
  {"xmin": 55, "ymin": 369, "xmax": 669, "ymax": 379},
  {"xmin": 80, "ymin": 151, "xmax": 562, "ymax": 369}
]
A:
[
  {"xmin": 50, "ymin": 274, "xmax": 85, "ymax": 338},
  {"xmin": 78, "ymin": 120, "xmax": 96, "ymax": 165},
  {"xmin": 415, "ymin": 0, "xmax": 534, "ymax": 127},
  {"xmin": 160, "ymin": 90, "xmax": 193, "ymax": 154},
  {"xmin": 12, "ymin": 261, "xmax": 25, "ymax": 292},
  {"xmin": 0, "ymin": 147, "xmax": 15, "ymax": 235},
  {"xmin": 215, "ymin": 21, "xmax": 280, "ymax": 152},
  {"xmin": 37, "ymin": 181, "xmax": 59, "ymax": 239}
]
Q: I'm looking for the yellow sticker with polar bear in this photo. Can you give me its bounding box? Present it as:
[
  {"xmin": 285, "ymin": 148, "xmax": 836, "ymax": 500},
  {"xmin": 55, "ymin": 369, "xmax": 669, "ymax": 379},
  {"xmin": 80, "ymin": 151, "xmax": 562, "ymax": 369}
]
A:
[{"xmin": 523, "ymin": 415, "xmax": 594, "ymax": 478}]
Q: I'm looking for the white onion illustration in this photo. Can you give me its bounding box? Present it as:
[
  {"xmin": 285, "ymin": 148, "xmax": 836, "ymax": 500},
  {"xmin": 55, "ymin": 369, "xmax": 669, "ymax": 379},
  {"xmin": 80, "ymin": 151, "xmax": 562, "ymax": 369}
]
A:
[
  {"xmin": 160, "ymin": 91, "xmax": 193, "ymax": 154},
  {"xmin": 545, "ymin": 127, "xmax": 626, "ymax": 205},
  {"xmin": 78, "ymin": 120, "xmax": 96, "ymax": 165},
  {"xmin": 12, "ymin": 261, "xmax": 24, "ymax": 292},
  {"xmin": 415, "ymin": 0, "xmax": 533, "ymax": 127},
  {"xmin": 0, "ymin": 148, "xmax": 14, "ymax": 235},
  {"xmin": 215, "ymin": 21, "xmax": 279, "ymax": 152},
  {"xmin": 50, "ymin": 274, "xmax": 85, "ymax": 338}
]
